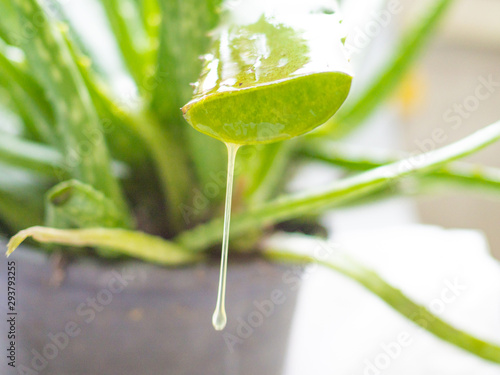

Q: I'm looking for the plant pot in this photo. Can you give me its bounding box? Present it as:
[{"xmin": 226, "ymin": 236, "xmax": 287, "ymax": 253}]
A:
[{"xmin": 1, "ymin": 245, "xmax": 300, "ymax": 375}]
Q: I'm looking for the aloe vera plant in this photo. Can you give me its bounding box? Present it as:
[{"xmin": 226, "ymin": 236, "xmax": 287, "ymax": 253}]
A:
[{"xmin": 1, "ymin": 0, "xmax": 500, "ymax": 363}]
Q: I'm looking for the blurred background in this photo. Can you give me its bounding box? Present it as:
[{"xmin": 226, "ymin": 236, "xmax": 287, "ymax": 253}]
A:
[{"xmin": 399, "ymin": 0, "xmax": 500, "ymax": 259}]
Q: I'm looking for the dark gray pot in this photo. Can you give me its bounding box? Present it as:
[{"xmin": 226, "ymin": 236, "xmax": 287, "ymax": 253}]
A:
[{"xmin": 0, "ymin": 245, "xmax": 300, "ymax": 375}]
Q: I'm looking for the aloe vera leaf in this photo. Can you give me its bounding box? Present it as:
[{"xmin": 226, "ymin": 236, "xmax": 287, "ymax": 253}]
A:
[
  {"xmin": 0, "ymin": 190, "xmax": 43, "ymax": 232},
  {"xmin": 0, "ymin": 19, "xmax": 13, "ymax": 47},
  {"xmin": 152, "ymin": 0, "xmax": 222, "ymax": 122},
  {"xmin": 139, "ymin": 113, "xmax": 198, "ymax": 230},
  {"xmin": 188, "ymin": 132, "xmax": 228, "ymax": 197},
  {"xmin": 61, "ymin": 30, "xmax": 148, "ymax": 165},
  {"xmin": 146, "ymin": 0, "xmax": 224, "ymax": 192},
  {"xmin": 151, "ymin": 0, "xmax": 225, "ymax": 197},
  {"xmin": 138, "ymin": 0, "xmax": 161, "ymax": 45},
  {"xmin": 241, "ymin": 140, "xmax": 297, "ymax": 204},
  {"xmin": 45, "ymin": 180, "xmax": 132, "ymax": 229},
  {"xmin": 321, "ymin": 0, "xmax": 453, "ymax": 138},
  {"xmin": 302, "ymin": 140, "xmax": 500, "ymax": 197},
  {"xmin": 5, "ymin": 226, "xmax": 200, "ymax": 265},
  {"xmin": 64, "ymin": 30, "xmax": 193, "ymax": 225},
  {"xmin": 263, "ymin": 235, "xmax": 500, "ymax": 364},
  {"xmin": 134, "ymin": 0, "xmax": 160, "ymax": 86},
  {"xmin": 183, "ymin": 1, "xmax": 351, "ymax": 145},
  {"xmin": 64, "ymin": 34, "xmax": 192, "ymax": 225},
  {"xmin": 0, "ymin": 133, "xmax": 65, "ymax": 177},
  {"xmin": 184, "ymin": 73, "xmax": 352, "ymax": 145},
  {"xmin": 0, "ymin": 131, "xmax": 129, "ymax": 183},
  {"xmin": 0, "ymin": 0, "xmax": 22, "ymax": 46},
  {"xmin": 63, "ymin": 29, "xmax": 196, "ymax": 226},
  {"xmin": 11, "ymin": 0, "xmax": 129, "ymax": 217},
  {"xmin": 0, "ymin": 165, "xmax": 48, "ymax": 231},
  {"xmin": 45, "ymin": 179, "xmax": 132, "ymax": 257},
  {"xmin": 0, "ymin": 44, "xmax": 57, "ymax": 144},
  {"xmin": 176, "ymin": 119, "xmax": 500, "ymax": 251},
  {"xmin": 98, "ymin": 0, "xmax": 151, "ymax": 86},
  {"xmin": 48, "ymin": 1, "xmax": 117, "ymax": 94}
]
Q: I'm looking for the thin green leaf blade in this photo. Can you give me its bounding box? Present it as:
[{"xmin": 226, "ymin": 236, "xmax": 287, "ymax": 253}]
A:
[
  {"xmin": 98, "ymin": 0, "xmax": 151, "ymax": 86},
  {"xmin": 0, "ymin": 43, "xmax": 57, "ymax": 144},
  {"xmin": 241, "ymin": 140, "xmax": 296, "ymax": 204},
  {"xmin": 0, "ymin": 133, "xmax": 64, "ymax": 176},
  {"xmin": 301, "ymin": 140, "xmax": 500, "ymax": 197},
  {"xmin": 5, "ymin": 226, "xmax": 200, "ymax": 265},
  {"xmin": 263, "ymin": 234, "xmax": 500, "ymax": 364},
  {"xmin": 176, "ymin": 119, "xmax": 500, "ymax": 251}
]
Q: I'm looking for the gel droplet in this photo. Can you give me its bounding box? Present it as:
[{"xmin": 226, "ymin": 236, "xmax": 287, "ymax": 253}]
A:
[{"xmin": 212, "ymin": 306, "xmax": 227, "ymax": 331}]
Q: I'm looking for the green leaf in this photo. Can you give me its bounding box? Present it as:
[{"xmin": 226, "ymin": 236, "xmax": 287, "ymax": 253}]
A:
[
  {"xmin": 151, "ymin": 0, "xmax": 222, "ymax": 121},
  {"xmin": 263, "ymin": 234, "xmax": 500, "ymax": 364},
  {"xmin": 137, "ymin": 0, "xmax": 161, "ymax": 44},
  {"xmin": 186, "ymin": 132, "xmax": 227, "ymax": 204},
  {"xmin": 0, "ymin": 190, "xmax": 43, "ymax": 232},
  {"xmin": 0, "ymin": 43, "xmax": 57, "ymax": 144},
  {"xmin": 135, "ymin": 112, "xmax": 196, "ymax": 230},
  {"xmin": 44, "ymin": 179, "xmax": 133, "ymax": 257},
  {"xmin": 45, "ymin": 180, "xmax": 132, "ymax": 229},
  {"xmin": 176, "ymin": 119, "xmax": 500, "ymax": 251},
  {"xmin": 301, "ymin": 140, "xmax": 500, "ymax": 197},
  {"xmin": 0, "ymin": 133, "xmax": 65, "ymax": 177},
  {"xmin": 182, "ymin": 5, "xmax": 352, "ymax": 144},
  {"xmin": 5, "ymin": 226, "xmax": 200, "ymax": 265},
  {"xmin": 320, "ymin": 0, "xmax": 453, "ymax": 138},
  {"xmin": 98, "ymin": 0, "xmax": 152, "ymax": 87},
  {"xmin": 61, "ymin": 30, "xmax": 192, "ymax": 226},
  {"xmin": 151, "ymin": 0, "xmax": 225, "ymax": 205},
  {"xmin": 0, "ymin": 0, "xmax": 22, "ymax": 46},
  {"xmin": 0, "ymin": 166, "xmax": 48, "ymax": 231},
  {"xmin": 61, "ymin": 30, "xmax": 148, "ymax": 166},
  {"xmin": 11, "ymin": 0, "xmax": 129, "ymax": 217},
  {"xmin": 184, "ymin": 73, "xmax": 352, "ymax": 145},
  {"xmin": 241, "ymin": 140, "xmax": 296, "ymax": 205}
]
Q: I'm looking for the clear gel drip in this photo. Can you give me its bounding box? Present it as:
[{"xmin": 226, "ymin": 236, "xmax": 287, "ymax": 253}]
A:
[{"xmin": 212, "ymin": 142, "xmax": 240, "ymax": 331}]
